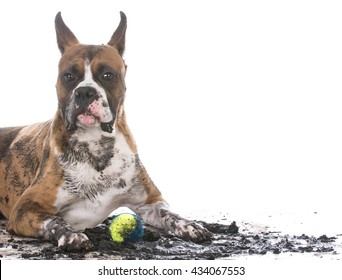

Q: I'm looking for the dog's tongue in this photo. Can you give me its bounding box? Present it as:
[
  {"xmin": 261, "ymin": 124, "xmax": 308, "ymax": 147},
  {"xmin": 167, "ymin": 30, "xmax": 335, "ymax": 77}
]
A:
[{"xmin": 77, "ymin": 113, "xmax": 98, "ymax": 126}]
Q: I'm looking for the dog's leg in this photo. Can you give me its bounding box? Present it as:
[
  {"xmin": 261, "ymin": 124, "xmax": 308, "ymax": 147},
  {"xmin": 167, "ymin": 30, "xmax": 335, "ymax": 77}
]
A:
[
  {"xmin": 133, "ymin": 201, "xmax": 212, "ymax": 242},
  {"xmin": 130, "ymin": 162, "xmax": 212, "ymax": 243},
  {"xmin": 6, "ymin": 160, "xmax": 93, "ymax": 251},
  {"xmin": 7, "ymin": 200, "xmax": 93, "ymax": 251},
  {"xmin": 7, "ymin": 196, "xmax": 92, "ymax": 251},
  {"xmin": 117, "ymin": 116, "xmax": 212, "ymax": 242}
]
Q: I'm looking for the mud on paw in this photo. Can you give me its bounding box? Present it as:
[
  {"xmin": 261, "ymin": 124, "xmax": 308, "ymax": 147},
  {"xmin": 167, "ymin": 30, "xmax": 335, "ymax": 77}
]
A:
[
  {"xmin": 57, "ymin": 232, "xmax": 93, "ymax": 251},
  {"xmin": 174, "ymin": 220, "xmax": 213, "ymax": 243}
]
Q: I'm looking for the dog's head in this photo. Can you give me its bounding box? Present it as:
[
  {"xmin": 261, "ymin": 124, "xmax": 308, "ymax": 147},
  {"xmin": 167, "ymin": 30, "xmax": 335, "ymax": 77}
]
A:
[{"xmin": 55, "ymin": 12, "xmax": 127, "ymax": 133}]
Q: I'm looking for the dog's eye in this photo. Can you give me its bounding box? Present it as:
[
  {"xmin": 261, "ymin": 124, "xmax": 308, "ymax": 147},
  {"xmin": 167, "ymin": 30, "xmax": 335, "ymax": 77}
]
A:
[
  {"xmin": 102, "ymin": 72, "xmax": 115, "ymax": 81},
  {"xmin": 63, "ymin": 73, "xmax": 74, "ymax": 82}
]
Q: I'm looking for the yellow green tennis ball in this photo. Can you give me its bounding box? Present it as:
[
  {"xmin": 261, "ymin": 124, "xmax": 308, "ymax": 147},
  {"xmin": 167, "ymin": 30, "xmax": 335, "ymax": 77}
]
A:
[{"xmin": 109, "ymin": 213, "xmax": 144, "ymax": 244}]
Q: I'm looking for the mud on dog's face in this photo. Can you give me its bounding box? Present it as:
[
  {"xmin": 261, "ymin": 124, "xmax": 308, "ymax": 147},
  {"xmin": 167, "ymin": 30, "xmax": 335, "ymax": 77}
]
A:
[{"xmin": 55, "ymin": 12, "xmax": 127, "ymax": 133}]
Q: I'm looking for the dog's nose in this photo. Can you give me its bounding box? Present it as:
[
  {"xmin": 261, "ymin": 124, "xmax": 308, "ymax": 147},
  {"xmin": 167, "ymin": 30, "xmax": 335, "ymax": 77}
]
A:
[{"xmin": 74, "ymin": 86, "xmax": 97, "ymax": 103}]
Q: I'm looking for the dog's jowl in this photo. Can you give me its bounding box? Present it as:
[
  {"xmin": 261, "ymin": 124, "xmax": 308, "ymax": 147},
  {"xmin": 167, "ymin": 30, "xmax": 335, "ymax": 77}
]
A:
[{"xmin": 0, "ymin": 12, "xmax": 212, "ymax": 250}]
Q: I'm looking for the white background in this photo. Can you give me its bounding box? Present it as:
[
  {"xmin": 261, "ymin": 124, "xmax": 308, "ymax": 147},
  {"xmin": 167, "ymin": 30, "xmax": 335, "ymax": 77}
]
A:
[{"xmin": 0, "ymin": 0, "xmax": 341, "ymax": 222}]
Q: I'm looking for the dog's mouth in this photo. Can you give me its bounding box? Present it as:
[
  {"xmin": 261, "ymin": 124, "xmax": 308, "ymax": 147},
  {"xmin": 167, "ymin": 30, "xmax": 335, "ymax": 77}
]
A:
[
  {"xmin": 77, "ymin": 112, "xmax": 100, "ymax": 126},
  {"xmin": 78, "ymin": 113, "xmax": 114, "ymax": 133},
  {"xmin": 66, "ymin": 117, "xmax": 114, "ymax": 133},
  {"xmin": 66, "ymin": 110, "xmax": 114, "ymax": 133}
]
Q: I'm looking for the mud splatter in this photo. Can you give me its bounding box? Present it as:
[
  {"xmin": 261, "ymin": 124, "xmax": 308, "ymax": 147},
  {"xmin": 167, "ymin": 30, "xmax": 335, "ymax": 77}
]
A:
[{"xmin": 0, "ymin": 217, "xmax": 338, "ymax": 260}]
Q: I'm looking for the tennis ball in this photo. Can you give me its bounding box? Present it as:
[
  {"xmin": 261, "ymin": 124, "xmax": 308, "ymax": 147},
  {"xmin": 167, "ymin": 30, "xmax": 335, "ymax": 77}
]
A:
[{"xmin": 109, "ymin": 213, "xmax": 144, "ymax": 244}]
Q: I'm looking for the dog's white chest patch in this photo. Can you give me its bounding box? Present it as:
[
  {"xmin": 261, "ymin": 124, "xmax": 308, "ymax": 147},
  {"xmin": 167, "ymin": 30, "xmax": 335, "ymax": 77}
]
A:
[{"xmin": 54, "ymin": 129, "xmax": 147, "ymax": 230}]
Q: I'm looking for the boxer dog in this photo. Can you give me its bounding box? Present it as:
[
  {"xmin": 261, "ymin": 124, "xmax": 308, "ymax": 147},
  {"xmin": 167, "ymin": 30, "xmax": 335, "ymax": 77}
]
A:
[{"xmin": 0, "ymin": 12, "xmax": 212, "ymax": 250}]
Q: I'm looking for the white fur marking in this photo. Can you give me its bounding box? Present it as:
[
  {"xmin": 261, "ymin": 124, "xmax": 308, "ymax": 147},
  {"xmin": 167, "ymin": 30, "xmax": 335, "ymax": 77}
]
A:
[
  {"xmin": 75, "ymin": 63, "xmax": 105, "ymax": 99},
  {"xmin": 55, "ymin": 130, "xmax": 147, "ymax": 230}
]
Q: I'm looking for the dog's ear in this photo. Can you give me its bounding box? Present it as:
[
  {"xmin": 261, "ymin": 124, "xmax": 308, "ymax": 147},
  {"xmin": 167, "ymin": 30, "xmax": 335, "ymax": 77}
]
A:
[
  {"xmin": 107, "ymin": 11, "xmax": 127, "ymax": 57},
  {"xmin": 55, "ymin": 12, "xmax": 79, "ymax": 54}
]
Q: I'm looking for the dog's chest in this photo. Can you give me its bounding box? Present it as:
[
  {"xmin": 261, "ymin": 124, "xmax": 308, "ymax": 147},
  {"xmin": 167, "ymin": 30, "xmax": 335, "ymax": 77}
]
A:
[
  {"xmin": 59, "ymin": 130, "xmax": 136, "ymax": 198},
  {"xmin": 54, "ymin": 129, "xmax": 143, "ymax": 230}
]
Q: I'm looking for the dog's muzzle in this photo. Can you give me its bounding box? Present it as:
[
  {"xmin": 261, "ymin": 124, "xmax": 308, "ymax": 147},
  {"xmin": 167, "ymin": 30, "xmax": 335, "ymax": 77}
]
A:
[{"xmin": 65, "ymin": 86, "xmax": 114, "ymax": 133}]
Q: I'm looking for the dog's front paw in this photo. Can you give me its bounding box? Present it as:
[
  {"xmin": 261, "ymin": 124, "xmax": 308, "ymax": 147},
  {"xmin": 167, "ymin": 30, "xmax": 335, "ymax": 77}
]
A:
[
  {"xmin": 57, "ymin": 232, "xmax": 93, "ymax": 251},
  {"xmin": 174, "ymin": 220, "xmax": 212, "ymax": 243}
]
